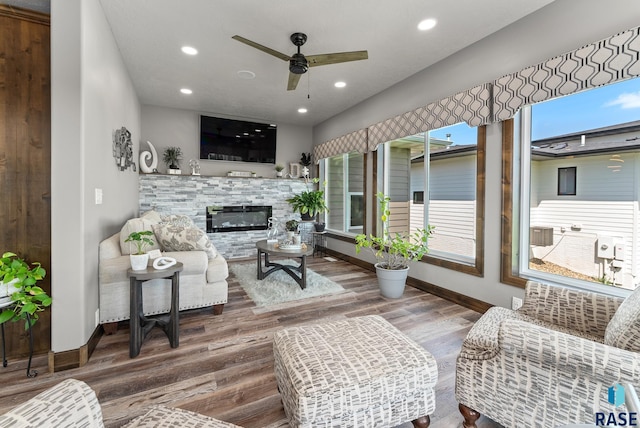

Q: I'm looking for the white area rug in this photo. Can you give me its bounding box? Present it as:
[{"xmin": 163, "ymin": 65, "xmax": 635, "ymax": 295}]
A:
[{"xmin": 229, "ymin": 261, "xmax": 345, "ymax": 307}]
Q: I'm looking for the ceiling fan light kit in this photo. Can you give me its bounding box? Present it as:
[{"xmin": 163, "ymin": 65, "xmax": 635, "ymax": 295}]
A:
[{"xmin": 232, "ymin": 32, "xmax": 368, "ymax": 91}]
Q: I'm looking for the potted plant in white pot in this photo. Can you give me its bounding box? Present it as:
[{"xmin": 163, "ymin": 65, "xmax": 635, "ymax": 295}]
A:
[
  {"xmin": 285, "ymin": 219, "xmax": 299, "ymax": 240},
  {"xmin": 275, "ymin": 164, "xmax": 285, "ymax": 178},
  {"xmin": 0, "ymin": 252, "xmax": 51, "ymax": 329},
  {"xmin": 125, "ymin": 231, "xmax": 155, "ymax": 271},
  {"xmin": 355, "ymin": 192, "xmax": 434, "ymax": 298},
  {"xmin": 163, "ymin": 146, "xmax": 183, "ymax": 174}
]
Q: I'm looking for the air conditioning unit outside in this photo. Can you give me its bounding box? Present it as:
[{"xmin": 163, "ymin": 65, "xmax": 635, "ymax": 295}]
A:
[{"xmin": 530, "ymin": 226, "xmax": 553, "ymax": 247}]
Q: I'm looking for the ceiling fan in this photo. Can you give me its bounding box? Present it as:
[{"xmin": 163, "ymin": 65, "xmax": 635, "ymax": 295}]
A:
[{"xmin": 232, "ymin": 32, "xmax": 368, "ymax": 91}]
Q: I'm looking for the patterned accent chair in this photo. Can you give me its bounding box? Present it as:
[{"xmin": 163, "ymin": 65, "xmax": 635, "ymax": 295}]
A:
[
  {"xmin": 455, "ymin": 280, "xmax": 640, "ymax": 427},
  {"xmin": 0, "ymin": 378, "xmax": 244, "ymax": 428}
]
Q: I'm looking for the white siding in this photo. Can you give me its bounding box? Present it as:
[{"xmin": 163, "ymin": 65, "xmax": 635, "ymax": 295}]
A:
[
  {"xmin": 430, "ymin": 155, "xmax": 476, "ymax": 200},
  {"xmin": 530, "ymin": 153, "xmax": 640, "ymax": 289}
]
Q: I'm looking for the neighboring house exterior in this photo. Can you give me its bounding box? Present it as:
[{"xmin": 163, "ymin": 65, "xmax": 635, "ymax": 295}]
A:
[
  {"xmin": 528, "ymin": 121, "xmax": 640, "ymax": 290},
  {"xmin": 404, "ymin": 121, "xmax": 640, "ymax": 290}
]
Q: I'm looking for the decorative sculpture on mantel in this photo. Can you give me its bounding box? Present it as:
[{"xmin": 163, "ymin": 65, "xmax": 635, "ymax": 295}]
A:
[
  {"xmin": 113, "ymin": 127, "xmax": 136, "ymax": 172},
  {"xmin": 188, "ymin": 159, "xmax": 201, "ymax": 175},
  {"xmin": 139, "ymin": 140, "xmax": 158, "ymax": 173}
]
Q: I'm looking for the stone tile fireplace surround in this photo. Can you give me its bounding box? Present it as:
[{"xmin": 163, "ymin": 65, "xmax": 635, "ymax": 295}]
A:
[{"xmin": 139, "ymin": 174, "xmax": 308, "ymax": 259}]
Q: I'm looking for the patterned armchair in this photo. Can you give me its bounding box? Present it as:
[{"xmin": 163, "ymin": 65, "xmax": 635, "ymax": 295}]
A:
[{"xmin": 455, "ymin": 280, "xmax": 640, "ymax": 428}]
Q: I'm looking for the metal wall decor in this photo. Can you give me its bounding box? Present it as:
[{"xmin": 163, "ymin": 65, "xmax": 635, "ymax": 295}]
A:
[{"xmin": 113, "ymin": 126, "xmax": 136, "ymax": 172}]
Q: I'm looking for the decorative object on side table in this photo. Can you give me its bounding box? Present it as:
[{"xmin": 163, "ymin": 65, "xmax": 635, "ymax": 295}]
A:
[
  {"xmin": 139, "ymin": 140, "xmax": 158, "ymax": 173},
  {"xmin": 355, "ymin": 192, "xmax": 434, "ymax": 298},
  {"xmin": 0, "ymin": 251, "xmax": 51, "ymax": 377},
  {"xmin": 275, "ymin": 164, "xmax": 285, "ymax": 178},
  {"xmin": 314, "ymin": 222, "xmax": 326, "ymax": 232},
  {"xmin": 286, "ymin": 177, "xmax": 329, "ymax": 221},
  {"xmin": 162, "ymin": 146, "xmax": 183, "ymax": 175},
  {"xmin": 124, "ymin": 230, "xmax": 155, "ymax": 271},
  {"xmin": 112, "ymin": 126, "xmax": 137, "ymax": 172},
  {"xmin": 188, "ymin": 159, "xmax": 201, "ymax": 175}
]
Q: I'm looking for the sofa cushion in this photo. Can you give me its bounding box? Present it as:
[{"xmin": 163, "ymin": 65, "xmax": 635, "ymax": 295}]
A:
[
  {"xmin": 152, "ymin": 224, "xmax": 217, "ymax": 259},
  {"xmin": 140, "ymin": 209, "xmax": 163, "ymax": 224},
  {"xmin": 120, "ymin": 218, "xmax": 162, "ymax": 255},
  {"xmin": 206, "ymin": 253, "xmax": 229, "ymax": 283},
  {"xmin": 605, "ymin": 286, "xmax": 640, "ymax": 352}
]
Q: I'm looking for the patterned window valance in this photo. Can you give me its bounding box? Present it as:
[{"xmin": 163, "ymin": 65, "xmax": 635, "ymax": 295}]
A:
[
  {"xmin": 367, "ymin": 83, "xmax": 492, "ymax": 151},
  {"xmin": 493, "ymin": 26, "xmax": 640, "ymax": 122},
  {"xmin": 314, "ymin": 128, "xmax": 368, "ymax": 161}
]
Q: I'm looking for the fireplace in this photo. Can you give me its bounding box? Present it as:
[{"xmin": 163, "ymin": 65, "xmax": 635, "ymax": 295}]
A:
[{"xmin": 206, "ymin": 205, "xmax": 273, "ymax": 233}]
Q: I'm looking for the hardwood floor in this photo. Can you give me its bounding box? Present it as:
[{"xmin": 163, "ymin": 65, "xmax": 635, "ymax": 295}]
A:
[{"xmin": 0, "ymin": 256, "xmax": 503, "ymax": 428}]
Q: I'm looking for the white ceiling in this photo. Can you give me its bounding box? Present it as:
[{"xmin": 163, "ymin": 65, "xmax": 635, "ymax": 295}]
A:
[{"xmin": 9, "ymin": 0, "xmax": 557, "ymax": 127}]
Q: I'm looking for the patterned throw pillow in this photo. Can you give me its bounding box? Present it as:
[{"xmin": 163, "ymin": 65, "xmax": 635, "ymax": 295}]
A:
[
  {"xmin": 160, "ymin": 214, "xmax": 195, "ymax": 228},
  {"xmin": 152, "ymin": 224, "xmax": 217, "ymax": 259},
  {"xmin": 604, "ymin": 286, "xmax": 640, "ymax": 352}
]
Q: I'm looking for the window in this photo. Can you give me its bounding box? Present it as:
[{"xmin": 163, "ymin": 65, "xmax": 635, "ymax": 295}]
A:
[
  {"xmin": 322, "ymin": 152, "xmax": 366, "ymax": 234},
  {"xmin": 557, "ymin": 167, "xmax": 576, "ymax": 196},
  {"xmin": 376, "ymin": 123, "xmax": 485, "ymax": 274},
  {"xmin": 503, "ymin": 77, "xmax": 640, "ymax": 293}
]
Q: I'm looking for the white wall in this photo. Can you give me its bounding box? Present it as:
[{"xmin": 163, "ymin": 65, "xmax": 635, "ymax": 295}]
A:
[
  {"xmin": 315, "ymin": 0, "xmax": 640, "ymax": 309},
  {"xmin": 51, "ymin": 0, "xmax": 141, "ymax": 352},
  {"xmin": 141, "ymin": 105, "xmax": 313, "ymax": 178}
]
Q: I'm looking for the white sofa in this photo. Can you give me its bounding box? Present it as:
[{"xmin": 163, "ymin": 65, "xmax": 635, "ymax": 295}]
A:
[{"xmin": 99, "ymin": 211, "xmax": 228, "ymax": 333}]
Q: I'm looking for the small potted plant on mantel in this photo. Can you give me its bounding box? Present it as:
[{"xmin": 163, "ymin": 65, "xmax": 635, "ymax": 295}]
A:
[
  {"xmin": 163, "ymin": 146, "xmax": 183, "ymax": 175},
  {"xmin": 0, "ymin": 252, "xmax": 52, "ymax": 329},
  {"xmin": 355, "ymin": 192, "xmax": 434, "ymax": 298},
  {"xmin": 275, "ymin": 164, "xmax": 285, "ymax": 178},
  {"xmin": 125, "ymin": 231, "xmax": 155, "ymax": 271}
]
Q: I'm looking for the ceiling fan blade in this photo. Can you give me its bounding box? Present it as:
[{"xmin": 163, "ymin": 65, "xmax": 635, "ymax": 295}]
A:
[
  {"xmin": 232, "ymin": 35, "xmax": 291, "ymax": 61},
  {"xmin": 287, "ymin": 72, "xmax": 302, "ymax": 91},
  {"xmin": 307, "ymin": 50, "xmax": 368, "ymax": 67}
]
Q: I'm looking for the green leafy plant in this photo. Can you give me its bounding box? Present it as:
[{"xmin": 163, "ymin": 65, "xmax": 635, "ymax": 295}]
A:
[
  {"xmin": 275, "ymin": 164, "xmax": 284, "ymax": 172},
  {"xmin": 124, "ymin": 231, "xmax": 155, "ymax": 255},
  {"xmin": 0, "ymin": 252, "xmax": 51, "ymax": 329},
  {"xmin": 285, "ymin": 220, "xmax": 299, "ymax": 231},
  {"xmin": 355, "ymin": 192, "xmax": 434, "ymax": 270},
  {"xmin": 286, "ymin": 178, "xmax": 329, "ymax": 218},
  {"xmin": 300, "ymin": 152, "xmax": 312, "ymax": 166},
  {"xmin": 163, "ymin": 146, "xmax": 183, "ymax": 169}
]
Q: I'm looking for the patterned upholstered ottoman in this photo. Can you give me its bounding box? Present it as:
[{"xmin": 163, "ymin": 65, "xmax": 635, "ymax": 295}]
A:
[{"xmin": 273, "ymin": 315, "xmax": 438, "ymax": 428}]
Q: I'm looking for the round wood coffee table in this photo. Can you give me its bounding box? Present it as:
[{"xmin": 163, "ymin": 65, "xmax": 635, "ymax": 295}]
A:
[{"xmin": 256, "ymin": 240, "xmax": 312, "ymax": 289}]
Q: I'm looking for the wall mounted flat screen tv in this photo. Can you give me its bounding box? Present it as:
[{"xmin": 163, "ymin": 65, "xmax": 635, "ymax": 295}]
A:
[{"xmin": 200, "ymin": 115, "xmax": 277, "ymax": 164}]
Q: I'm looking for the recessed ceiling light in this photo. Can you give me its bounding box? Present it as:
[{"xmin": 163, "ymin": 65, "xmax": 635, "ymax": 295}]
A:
[
  {"xmin": 334, "ymin": 81, "xmax": 346, "ymax": 88},
  {"xmin": 180, "ymin": 88, "xmax": 192, "ymax": 94},
  {"xmin": 418, "ymin": 18, "xmax": 437, "ymax": 31},
  {"xmin": 181, "ymin": 46, "xmax": 198, "ymax": 55},
  {"xmin": 298, "ymin": 108, "xmax": 308, "ymax": 114},
  {"xmin": 237, "ymin": 70, "xmax": 256, "ymax": 80}
]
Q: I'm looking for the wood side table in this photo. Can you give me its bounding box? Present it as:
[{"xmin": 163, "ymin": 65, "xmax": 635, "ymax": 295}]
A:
[{"xmin": 127, "ymin": 262, "xmax": 183, "ymax": 358}]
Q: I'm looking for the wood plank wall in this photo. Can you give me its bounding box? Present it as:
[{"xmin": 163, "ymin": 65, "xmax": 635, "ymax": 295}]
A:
[{"xmin": 0, "ymin": 6, "xmax": 51, "ymax": 358}]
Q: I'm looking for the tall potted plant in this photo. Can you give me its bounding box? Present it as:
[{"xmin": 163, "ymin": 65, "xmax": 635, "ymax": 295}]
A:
[
  {"xmin": 0, "ymin": 252, "xmax": 51, "ymax": 329},
  {"xmin": 355, "ymin": 192, "xmax": 433, "ymax": 298},
  {"xmin": 286, "ymin": 178, "xmax": 329, "ymax": 221},
  {"xmin": 125, "ymin": 231, "xmax": 155, "ymax": 271}
]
